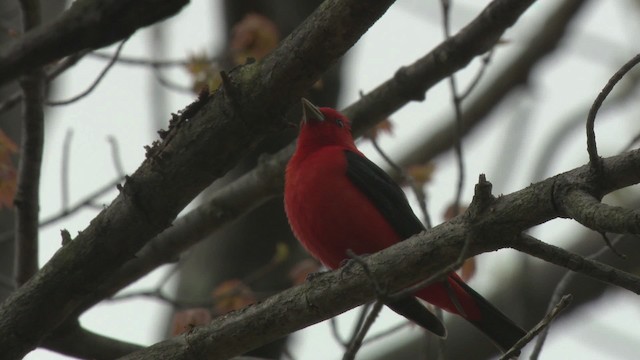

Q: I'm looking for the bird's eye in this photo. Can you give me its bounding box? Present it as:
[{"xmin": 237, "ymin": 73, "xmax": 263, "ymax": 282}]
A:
[{"xmin": 335, "ymin": 119, "xmax": 344, "ymax": 128}]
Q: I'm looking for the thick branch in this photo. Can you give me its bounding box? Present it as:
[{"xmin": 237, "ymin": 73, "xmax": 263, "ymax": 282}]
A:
[
  {"xmin": 73, "ymin": 0, "xmax": 541, "ymax": 315},
  {"xmin": 43, "ymin": 320, "xmax": 143, "ymax": 360},
  {"xmin": 73, "ymin": 146, "xmax": 289, "ymax": 314},
  {"xmin": 119, "ymin": 151, "xmax": 640, "ymax": 360},
  {"xmin": 511, "ymin": 234, "xmax": 640, "ymax": 293},
  {"xmin": 397, "ymin": 0, "xmax": 586, "ymax": 167},
  {"xmin": 345, "ymin": 0, "xmax": 538, "ymax": 135},
  {"xmin": 561, "ymin": 190, "xmax": 640, "ymax": 234},
  {"xmin": 0, "ymin": 1, "xmax": 397, "ymax": 358},
  {"xmin": 14, "ymin": 0, "xmax": 45, "ymax": 285},
  {"xmin": 0, "ymin": 0, "xmax": 189, "ymax": 86}
]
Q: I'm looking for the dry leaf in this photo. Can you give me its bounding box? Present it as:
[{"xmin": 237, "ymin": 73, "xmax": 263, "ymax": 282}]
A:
[
  {"xmin": 406, "ymin": 163, "xmax": 436, "ymax": 186},
  {"xmin": 272, "ymin": 242, "xmax": 290, "ymax": 264},
  {"xmin": 443, "ymin": 203, "xmax": 467, "ymax": 220},
  {"xmin": 230, "ymin": 13, "xmax": 279, "ymax": 65},
  {"xmin": 0, "ymin": 130, "xmax": 18, "ymax": 161},
  {"xmin": 288, "ymin": 258, "xmax": 322, "ymax": 285},
  {"xmin": 459, "ymin": 257, "xmax": 477, "ymax": 281},
  {"xmin": 365, "ymin": 118, "xmax": 393, "ymax": 140},
  {"xmin": 170, "ymin": 308, "xmax": 212, "ymax": 336},
  {"xmin": 0, "ymin": 162, "xmax": 16, "ymax": 209},
  {"xmin": 185, "ymin": 51, "xmax": 220, "ymax": 93},
  {"xmin": 212, "ymin": 279, "xmax": 256, "ymax": 315},
  {"xmin": 0, "ymin": 130, "xmax": 18, "ymax": 209}
]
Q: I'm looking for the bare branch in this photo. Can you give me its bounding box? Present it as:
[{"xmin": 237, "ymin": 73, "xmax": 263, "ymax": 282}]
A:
[
  {"xmin": 61, "ymin": 0, "xmax": 567, "ymax": 321},
  {"xmin": 561, "ymin": 189, "xmax": 640, "ymax": 234},
  {"xmin": 500, "ymin": 294, "xmax": 572, "ymax": 360},
  {"xmin": 61, "ymin": 129, "xmax": 73, "ymax": 210},
  {"xmin": 14, "ymin": 0, "xmax": 45, "ymax": 286},
  {"xmin": 370, "ymin": 137, "xmax": 432, "ymax": 228},
  {"xmin": 106, "ymin": 135, "xmax": 126, "ymax": 177},
  {"xmin": 46, "ymin": 38, "xmax": 128, "ymax": 106},
  {"xmin": 530, "ymin": 235, "xmax": 624, "ymax": 359},
  {"xmin": 0, "ymin": 1, "xmax": 402, "ymax": 357},
  {"xmin": 0, "ymin": 51, "xmax": 88, "ymax": 116},
  {"xmin": 397, "ymin": 0, "xmax": 587, "ymax": 169},
  {"xmin": 43, "ymin": 320, "xmax": 143, "ymax": 360},
  {"xmin": 586, "ymin": 53, "xmax": 640, "ymax": 169},
  {"xmin": 342, "ymin": 301, "xmax": 384, "ymax": 360},
  {"xmin": 152, "ymin": 67, "xmax": 193, "ymax": 94},
  {"xmin": 119, "ymin": 149, "xmax": 640, "ymax": 359},
  {"xmin": 440, "ymin": 0, "xmax": 466, "ymax": 215},
  {"xmin": 511, "ymin": 234, "xmax": 640, "ymax": 295},
  {"xmin": 345, "ymin": 0, "xmax": 538, "ymax": 136},
  {"xmin": 0, "ymin": 0, "xmax": 189, "ymax": 85},
  {"xmin": 89, "ymin": 52, "xmax": 218, "ymax": 68}
]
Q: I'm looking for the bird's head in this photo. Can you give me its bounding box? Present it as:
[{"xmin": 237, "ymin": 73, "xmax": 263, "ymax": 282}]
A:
[{"xmin": 297, "ymin": 98, "xmax": 356, "ymax": 151}]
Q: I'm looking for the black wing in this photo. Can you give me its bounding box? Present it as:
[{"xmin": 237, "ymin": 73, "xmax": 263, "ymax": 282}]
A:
[
  {"xmin": 345, "ymin": 151, "xmax": 445, "ymax": 336},
  {"xmin": 344, "ymin": 150, "xmax": 424, "ymax": 240}
]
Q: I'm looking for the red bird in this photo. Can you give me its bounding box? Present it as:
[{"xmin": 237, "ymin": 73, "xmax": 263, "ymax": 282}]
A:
[{"xmin": 284, "ymin": 98, "xmax": 525, "ymax": 352}]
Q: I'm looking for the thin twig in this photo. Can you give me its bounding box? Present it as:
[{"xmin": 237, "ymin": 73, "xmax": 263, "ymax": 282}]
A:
[
  {"xmin": 106, "ymin": 135, "xmax": 126, "ymax": 177},
  {"xmin": 599, "ymin": 232, "xmax": 625, "ymax": 259},
  {"xmin": 621, "ymin": 132, "xmax": 640, "ymax": 152},
  {"xmin": 349, "ymin": 303, "xmax": 373, "ymax": 346},
  {"xmin": 46, "ymin": 38, "xmax": 129, "ymax": 106},
  {"xmin": 14, "ymin": 0, "xmax": 45, "ymax": 286},
  {"xmin": 342, "ymin": 301, "xmax": 384, "ymax": 360},
  {"xmin": 361, "ymin": 321, "xmax": 411, "ymax": 345},
  {"xmin": 499, "ymin": 294, "xmax": 573, "ymax": 360},
  {"xmin": 61, "ymin": 129, "xmax": 73, "ymax": 210},
  {"xmin": 0, "ymin": 177, "xmax": 123, "ymax": 245},
  {"xmin": 329, "ymin": 317, "xmax": 348, "ymax": 347},
  {"xmin": 586, "ymin": 53, "xmax": 640, "ymax": 169},
  {"xmin": 390, "ymin": 234, "xmax": 470, "ymax": 301},
  {"xmin": 0, "ymin": 51, "xmax": 89, "ymax": 115},
  {"xmin": 89, "ymin": 52, "xmax": 218, "ymax": 68},
  {"xmin": 458, "ymin": 49, "xmax": 495, "ymax": 100},
  {"xmin": 529, "ymin": 235, "xmax": 624, "ymax": 359},
  {"xmin": 370, "ymin": 138, "xmax": 432, "ymax": 228},
  {"xmin": 109, "ymin": 289, "xmax": 210, "ymax": 309},
  {"xmin": 152, "ymin": 67, "xmax": 193, "ymax": 94},
  {"xmin": 440, "ymin": 0, "xmax": 466, "ymax": 217}
]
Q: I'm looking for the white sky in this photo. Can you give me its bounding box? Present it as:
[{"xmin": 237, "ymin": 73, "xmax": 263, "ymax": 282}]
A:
[{"xmin": 20, "ymin": 0, "xmax": 640, "ymax": 359}]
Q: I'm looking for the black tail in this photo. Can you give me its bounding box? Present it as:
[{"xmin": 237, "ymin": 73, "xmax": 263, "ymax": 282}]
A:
[
  {"xmin": 386, "ymin": 297, "xmax": 446, "ymax": 338},
  {"xmin": 451, "ymin": 277, "xmax": 526, "ymax": 353}
]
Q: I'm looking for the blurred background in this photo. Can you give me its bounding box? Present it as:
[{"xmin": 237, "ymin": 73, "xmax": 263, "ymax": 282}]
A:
[{"xmin": 1, "ymin": 0, "xmax": 639, "ymax": 359}]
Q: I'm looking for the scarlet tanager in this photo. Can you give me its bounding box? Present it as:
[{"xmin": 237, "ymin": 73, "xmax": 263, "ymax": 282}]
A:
[{"xmin": 284, "ymin": 98, "xmax": 526, "ymax": 352}]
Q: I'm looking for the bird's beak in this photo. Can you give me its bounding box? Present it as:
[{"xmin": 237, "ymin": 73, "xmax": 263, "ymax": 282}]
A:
[{"xmin": 301, "ymin": 98, "xmax": 325, "ymax": 123}]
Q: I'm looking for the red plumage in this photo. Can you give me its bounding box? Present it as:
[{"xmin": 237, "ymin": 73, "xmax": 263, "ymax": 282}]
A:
[{"xmin": 284, "ymin": 99, "xmax": 525, "ymax": 352}]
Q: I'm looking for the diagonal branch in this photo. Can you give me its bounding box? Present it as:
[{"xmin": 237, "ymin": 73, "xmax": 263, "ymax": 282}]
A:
[
  {"xmin": 14, "ymin": 0, "xmax": 45, "ymax": 286},
  {"xmin": 118, "ymin": 150, "xmax": 640, "ymax": 360},
  {"xmin": 0, "ymin": 0, "xmax": 399, "ymax": 358},
  {"xmin": 397, "ymin": 0, "xmax": 587, "ymax": 168},
  {"xmin": 345, "ymin": 0, "xmax": 539, "ymax": 135},
  {"xmin": 69, "ymin": 0, "xmax": 541, "ymax": 317},
  {"xmin": 0, "ymin": 0, "xmax": 189, "ymax": 86},
  {"xmin": 561, "ymin": 190, "xmax": 640, "ymax": 234}
]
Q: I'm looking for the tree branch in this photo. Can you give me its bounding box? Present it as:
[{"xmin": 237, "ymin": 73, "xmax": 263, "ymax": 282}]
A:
[
  {"xmin": 120, "ymin": 150, "xmax": 640, "ymax": 359},
  {"xmin": 70, "ymin": 0, "xmax": 542, "ymax": 317},
  {"xmin": 0, "ymin": 0, "xmax": 189, "ymax": 86},
  {"xmin": 0, "ymin": 1, "xmax": 398, "ymax": 358},
  {"xmin": 397, "ymin": 0, "xmax": 587, "ymax": 168},
  {"xmin": 43, "ymin": 320, "xmax": 143, "ymax": 360},
  {"xmin": 14, "ymin": 0, "xmax": 45, "ymax": 286},
  {"xmin": 586, "ymin": 53, "xmax": 640, "ymax": 170},
  {"xmin": 510, "ymin": 234, "xmax": 640, "ymax": 293},
  {"xmin": 345, "ymin": 0, "xmax": 538, "ymax": 135},
  {"xmin": 561, "ymin": 189, "xmax": 640, "ymax": 234}
]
